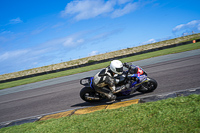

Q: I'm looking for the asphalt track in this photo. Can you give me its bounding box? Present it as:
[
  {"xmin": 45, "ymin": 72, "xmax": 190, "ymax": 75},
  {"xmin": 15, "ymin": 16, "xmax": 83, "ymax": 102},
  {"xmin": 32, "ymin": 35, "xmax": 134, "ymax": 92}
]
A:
[{"xmin": 0, "ymin": 49, "xmax": 200, "ymax": 124}]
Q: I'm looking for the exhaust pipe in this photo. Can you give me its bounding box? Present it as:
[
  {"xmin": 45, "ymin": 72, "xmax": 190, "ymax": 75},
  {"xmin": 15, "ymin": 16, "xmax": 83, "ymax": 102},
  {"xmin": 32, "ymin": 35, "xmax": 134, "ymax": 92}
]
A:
[{"xmin": 85, "ymin": 96, "xmax": 100, "ymax": 100}]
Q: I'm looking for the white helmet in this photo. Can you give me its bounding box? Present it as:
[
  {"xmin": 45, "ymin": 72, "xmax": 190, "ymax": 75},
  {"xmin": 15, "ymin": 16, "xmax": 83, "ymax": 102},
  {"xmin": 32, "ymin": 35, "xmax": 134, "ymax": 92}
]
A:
[{"xmin": 110, "ymin": 60, "xmax": 123, "ymax": 74}]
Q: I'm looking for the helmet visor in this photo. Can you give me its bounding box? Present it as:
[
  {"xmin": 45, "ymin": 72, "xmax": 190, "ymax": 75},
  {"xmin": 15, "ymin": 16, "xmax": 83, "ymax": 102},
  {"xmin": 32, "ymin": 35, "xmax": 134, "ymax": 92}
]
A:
[{"xmin": 116, "ymin": 67, "xmax": 123, "ymax": 73}]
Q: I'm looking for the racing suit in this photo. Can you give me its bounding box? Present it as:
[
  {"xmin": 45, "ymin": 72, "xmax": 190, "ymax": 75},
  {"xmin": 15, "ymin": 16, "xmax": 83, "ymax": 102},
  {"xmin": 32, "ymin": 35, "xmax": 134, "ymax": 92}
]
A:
[{"xmin": 92, "ymin": 66, "xmax": 129, "ymax": 100}]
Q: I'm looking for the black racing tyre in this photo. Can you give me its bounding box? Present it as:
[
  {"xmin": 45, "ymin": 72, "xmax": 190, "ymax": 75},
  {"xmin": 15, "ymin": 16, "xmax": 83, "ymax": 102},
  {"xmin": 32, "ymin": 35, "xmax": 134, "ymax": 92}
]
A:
[
  {"xmin": 80, "ymin": 87, "xmax": 101, "ymax": 102},
  {"xmin": 137, "ymin": 78, "xmax": 157, "ymax": 93}
]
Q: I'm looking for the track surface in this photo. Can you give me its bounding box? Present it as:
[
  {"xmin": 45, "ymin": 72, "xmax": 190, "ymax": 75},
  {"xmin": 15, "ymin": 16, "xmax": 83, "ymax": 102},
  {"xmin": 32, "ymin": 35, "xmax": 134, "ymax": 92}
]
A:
[{"xmin": 0, "ymin": 50, "xmax": 200, "ymax": 123}]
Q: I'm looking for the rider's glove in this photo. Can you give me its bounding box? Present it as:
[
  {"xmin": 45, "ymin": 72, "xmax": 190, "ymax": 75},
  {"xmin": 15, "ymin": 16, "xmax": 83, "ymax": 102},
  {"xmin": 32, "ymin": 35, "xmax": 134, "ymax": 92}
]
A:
[{"xmin": 123, "ymin": 63, "xmax": 129, "ymax": 68}]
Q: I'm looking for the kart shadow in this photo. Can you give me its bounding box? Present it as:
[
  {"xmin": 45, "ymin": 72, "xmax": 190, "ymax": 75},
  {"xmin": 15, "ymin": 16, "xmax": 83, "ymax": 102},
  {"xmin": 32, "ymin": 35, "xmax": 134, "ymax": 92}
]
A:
[{"xmin": 71, "ymin": 92, "xmax": 144, "ymax": 107}]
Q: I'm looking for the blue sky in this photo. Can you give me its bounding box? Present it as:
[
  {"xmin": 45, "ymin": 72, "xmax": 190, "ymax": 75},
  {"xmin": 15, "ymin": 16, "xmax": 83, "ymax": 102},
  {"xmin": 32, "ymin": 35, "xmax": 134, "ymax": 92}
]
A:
[{"xmin": 0, "ymin": 0, "xmax": 200, "ymax": 75}]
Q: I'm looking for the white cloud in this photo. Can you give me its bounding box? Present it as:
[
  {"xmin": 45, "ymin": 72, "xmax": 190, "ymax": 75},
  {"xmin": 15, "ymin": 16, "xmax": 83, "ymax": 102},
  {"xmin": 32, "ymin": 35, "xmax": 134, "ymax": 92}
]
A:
[
  {"xmin": 61, "ymin": 0, "xmax": 113, "ymax": 20},
  {"xmin": 0, "ymin": 30, "xmax": 13, "ymax": 34},
  {"xmin": 9, "ymin": 17, "xmax": 23, "ymax": 24},
  {"xmin": 0, "ymin": 49, "xmax": 29, "ymax": 61},
  {"xmin": 61, "ymin": 0, "xmax": 139, "ymax": 21},
  {"xmin": 88, "ymin": 51, "xmax": 99, "ymax": 56},
  {"xmin": 141, "ymin": 38, "xmax": 156, "ymax": 45},
  {"xmin": 117, "ymin": 0, "xmax": 133, "ymax": 5},
  {"xmin": 37, "ymin": 32, "xmax": 86, "ymax": 48},
  {"xmin": 31, "ymin": 28, "xmax": 45, "ymax": 35},
  {"xmin": 111, "ymin": 2, "xmax": 138, "ymax": 18},
  {"xmin": 0, "ymin": 27, "xmax": 123, "ymax": 74},
  {"xmin": 51, "ymin": 22, "xmax": 65, "ymax": 28},
  {"xmin": 173, "ymin": 20, "xmax": 200, "ymax": 33},
  {"xmin": 63, "ymin": 37, "xmax": 85, "ymax": 47}
]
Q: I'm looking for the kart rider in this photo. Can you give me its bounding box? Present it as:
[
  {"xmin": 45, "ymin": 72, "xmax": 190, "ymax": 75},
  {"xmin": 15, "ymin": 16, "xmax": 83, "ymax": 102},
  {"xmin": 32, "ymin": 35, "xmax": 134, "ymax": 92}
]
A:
[{"xmin": 92, "ymin": 60, "xmax": 131, "ymax": 102}]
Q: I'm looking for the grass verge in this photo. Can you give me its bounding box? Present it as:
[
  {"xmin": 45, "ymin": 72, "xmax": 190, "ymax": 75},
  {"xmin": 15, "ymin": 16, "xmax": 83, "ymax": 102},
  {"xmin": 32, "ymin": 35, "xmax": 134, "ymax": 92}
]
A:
[
  {"xmin": 0, "ymin": 42, "xmax": 200, "ymax": 90},
  {"xmin": 1, "ymin": 94, "xmax": 200, "ymax": 133}
]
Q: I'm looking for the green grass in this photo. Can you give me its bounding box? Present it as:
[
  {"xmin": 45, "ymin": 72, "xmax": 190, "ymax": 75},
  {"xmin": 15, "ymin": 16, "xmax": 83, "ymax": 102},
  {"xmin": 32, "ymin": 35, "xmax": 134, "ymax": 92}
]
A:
[
  {"xmin": 1, "ymin": 94, "xmax": 200, "ymax": 133},
  {"xmin": 0, "ymin": 42, "xmax": 200, "ymax": 90}
]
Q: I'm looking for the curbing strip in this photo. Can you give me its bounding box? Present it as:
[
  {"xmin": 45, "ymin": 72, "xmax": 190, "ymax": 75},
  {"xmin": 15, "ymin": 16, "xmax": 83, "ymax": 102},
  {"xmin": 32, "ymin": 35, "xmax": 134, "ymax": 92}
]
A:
[
  {"xmin": 39, "ymin": 110, "xmax": 75, "ymax": 121},
  {"xmin": 74, "ymin": 105, "xmax": 108, "ymax": 115},
  {"xmin": 0, "ymin": 88, "xmax": 200, "ymax": 129}
]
